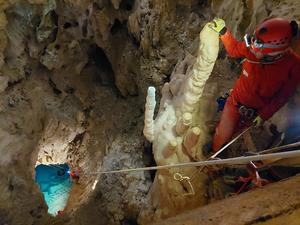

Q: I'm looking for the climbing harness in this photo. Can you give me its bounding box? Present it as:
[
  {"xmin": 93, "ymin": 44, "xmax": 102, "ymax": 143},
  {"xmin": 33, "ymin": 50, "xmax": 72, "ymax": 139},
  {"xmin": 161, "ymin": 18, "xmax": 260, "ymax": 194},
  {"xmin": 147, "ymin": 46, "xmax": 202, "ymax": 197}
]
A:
[
  {"xmin": 217, "ymin": 93, "xmax": 258, "ymax": 122},
  {"xmin": 237, "ymin": 103, "xmax": 257, "ymax": 122},
  {"xmin": 216, "ymin": 92, "xmax": 229, "ymax": 112}
]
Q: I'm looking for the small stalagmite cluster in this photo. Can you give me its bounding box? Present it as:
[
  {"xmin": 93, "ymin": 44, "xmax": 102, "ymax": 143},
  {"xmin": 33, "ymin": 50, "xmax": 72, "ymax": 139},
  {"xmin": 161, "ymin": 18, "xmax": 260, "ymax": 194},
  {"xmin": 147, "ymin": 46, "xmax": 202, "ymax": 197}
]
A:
[{"xmin": 141, "ymin": 22, "xmax": 220, "ymax": 223}]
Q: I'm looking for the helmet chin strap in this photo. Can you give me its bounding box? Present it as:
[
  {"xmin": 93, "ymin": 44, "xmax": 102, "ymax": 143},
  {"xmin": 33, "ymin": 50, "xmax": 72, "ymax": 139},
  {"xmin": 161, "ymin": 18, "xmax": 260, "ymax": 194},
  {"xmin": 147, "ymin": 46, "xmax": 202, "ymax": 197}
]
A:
[
  {"xmin": 262, "ymin": 52, "xmax": 285, "ymax": 62},
  {"xmin": 249, "ymin": 48, "xmax": 264, "ymax": 59},
  {"xmin": 265, "ymin": 48, "xmax": 290, "ymax": 56},
  {"xmin": 249, "ymin": 48, "xmax": 289, "ymax": 64}
]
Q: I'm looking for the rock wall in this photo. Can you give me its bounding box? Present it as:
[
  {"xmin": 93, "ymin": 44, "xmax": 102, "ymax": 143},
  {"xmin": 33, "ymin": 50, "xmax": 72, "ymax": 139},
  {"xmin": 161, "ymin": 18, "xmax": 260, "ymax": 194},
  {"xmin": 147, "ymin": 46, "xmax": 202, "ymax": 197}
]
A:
[
  {"xmin": 0, "ymin": 1, "xmax": 152, "ymax": 224},
  {"xmin": 0, "ymin": 0, "xmax": 300, "ymax": 225},
  {"xmin": 154, "ymin": 175, "xmax": 300, "ymax": 225}
]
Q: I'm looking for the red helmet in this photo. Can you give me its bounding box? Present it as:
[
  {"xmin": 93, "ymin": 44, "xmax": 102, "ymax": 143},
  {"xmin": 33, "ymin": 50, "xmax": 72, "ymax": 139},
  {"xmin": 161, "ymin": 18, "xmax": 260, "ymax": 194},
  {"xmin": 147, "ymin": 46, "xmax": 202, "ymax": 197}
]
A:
[{"xmin": 250, "ymin": 18, "xmax": 296, "ymax": 55}]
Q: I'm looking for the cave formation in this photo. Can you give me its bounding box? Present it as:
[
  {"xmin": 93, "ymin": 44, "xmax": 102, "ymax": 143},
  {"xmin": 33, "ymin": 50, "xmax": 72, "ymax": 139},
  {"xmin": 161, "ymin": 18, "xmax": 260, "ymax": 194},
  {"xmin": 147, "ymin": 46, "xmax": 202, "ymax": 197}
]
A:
[{"xmin": 0, "ymin": 1, "xmax": 300, "ymax": 225}]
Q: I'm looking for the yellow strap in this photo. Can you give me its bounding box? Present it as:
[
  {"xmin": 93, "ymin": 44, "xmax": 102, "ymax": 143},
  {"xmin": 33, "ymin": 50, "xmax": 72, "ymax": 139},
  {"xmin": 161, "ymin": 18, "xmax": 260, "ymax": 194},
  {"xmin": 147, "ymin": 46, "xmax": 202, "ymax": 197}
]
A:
[{"xmin": 173, "ymin": 172, "xmax": 195, "ymax": 196}]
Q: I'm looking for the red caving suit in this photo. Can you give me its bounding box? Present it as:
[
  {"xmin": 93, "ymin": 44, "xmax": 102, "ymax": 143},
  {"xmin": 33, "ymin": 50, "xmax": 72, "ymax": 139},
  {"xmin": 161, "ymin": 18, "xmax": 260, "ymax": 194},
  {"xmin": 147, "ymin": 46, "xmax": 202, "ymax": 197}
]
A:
[{"xmin": 212, "ymin": 31, "xmax": 300, "ymax": 152}]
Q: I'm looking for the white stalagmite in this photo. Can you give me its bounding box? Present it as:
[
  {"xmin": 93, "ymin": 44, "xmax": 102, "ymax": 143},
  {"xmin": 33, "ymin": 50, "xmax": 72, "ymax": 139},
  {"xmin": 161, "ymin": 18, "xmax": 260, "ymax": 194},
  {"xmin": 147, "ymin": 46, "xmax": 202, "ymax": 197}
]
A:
[
  {"xmin": 179, "ymin": 22, "xmax": 220, "ymax": 114},
  {"xmin": 140, "ymin": 22, "xmax": 220, "ymax": 224},
  {"xmin": 143, "ymin": 86, "xmax": 156, "ymax": 142}
]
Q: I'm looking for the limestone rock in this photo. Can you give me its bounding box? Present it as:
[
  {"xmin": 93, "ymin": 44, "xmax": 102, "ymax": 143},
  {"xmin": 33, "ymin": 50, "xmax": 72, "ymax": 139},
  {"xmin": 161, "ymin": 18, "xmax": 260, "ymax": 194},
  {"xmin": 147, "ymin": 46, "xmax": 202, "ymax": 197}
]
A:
[
  {"xmin": 0, "ymin": 75, "xmax": 8, "ymax": 93},
  {"xmin": 140, "ymin": 23, "xmax": 219, "ymax": 224}
]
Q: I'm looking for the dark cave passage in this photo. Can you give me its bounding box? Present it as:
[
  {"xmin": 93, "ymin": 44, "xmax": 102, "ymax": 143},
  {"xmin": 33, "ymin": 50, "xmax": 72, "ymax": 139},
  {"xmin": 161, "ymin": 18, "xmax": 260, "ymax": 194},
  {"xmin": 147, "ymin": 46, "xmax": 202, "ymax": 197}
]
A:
[{"xmin": 87, "ymin": 44, "xmax": 115, "ymax": 86}]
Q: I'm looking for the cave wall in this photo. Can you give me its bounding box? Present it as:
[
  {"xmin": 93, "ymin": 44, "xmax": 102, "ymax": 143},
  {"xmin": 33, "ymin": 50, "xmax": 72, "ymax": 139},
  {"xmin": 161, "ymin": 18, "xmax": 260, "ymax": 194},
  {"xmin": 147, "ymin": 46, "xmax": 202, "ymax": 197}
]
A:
[
  {"xmin": 154, "ymin": 175, "xmax": 300, "ymax": 225},
  {"xmin": 0, "ymin": 1, "xmax": 152, "ymax": 224},
  {"xmin": 0, "ymin": 0, "xmax": 299, "ymax": 225}
]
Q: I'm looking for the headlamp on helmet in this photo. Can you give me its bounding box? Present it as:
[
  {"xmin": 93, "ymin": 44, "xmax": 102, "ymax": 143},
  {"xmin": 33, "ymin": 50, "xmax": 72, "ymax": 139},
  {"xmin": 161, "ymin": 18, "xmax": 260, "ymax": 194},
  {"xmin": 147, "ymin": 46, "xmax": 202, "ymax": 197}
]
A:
[
  {"xmin": 245, "ymin": 18, "xmax": 298, "ymax": 55},
  {"xmin": 244, "ymin": 33, "xmax": 289, "ymax": 50}
]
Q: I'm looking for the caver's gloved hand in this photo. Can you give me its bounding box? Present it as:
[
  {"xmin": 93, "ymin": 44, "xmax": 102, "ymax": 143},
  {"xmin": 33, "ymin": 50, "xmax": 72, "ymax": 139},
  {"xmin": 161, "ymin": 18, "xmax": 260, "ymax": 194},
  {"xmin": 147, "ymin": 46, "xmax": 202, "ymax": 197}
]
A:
[
  {"xmin": 253, "ymin": 115, "xmax": 264, "ymax": 128},
  {"xmin": 209, "ymin": 18, "xmax": 227, "ymax": 35}
]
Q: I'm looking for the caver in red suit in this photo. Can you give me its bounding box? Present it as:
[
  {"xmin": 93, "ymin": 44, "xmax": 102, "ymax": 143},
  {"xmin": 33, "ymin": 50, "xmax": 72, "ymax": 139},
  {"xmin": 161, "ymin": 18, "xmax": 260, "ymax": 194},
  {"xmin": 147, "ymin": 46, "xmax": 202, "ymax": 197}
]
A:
[{"xmin": 209, "ymin": 18, "xmax": 300, "ymax": 152}]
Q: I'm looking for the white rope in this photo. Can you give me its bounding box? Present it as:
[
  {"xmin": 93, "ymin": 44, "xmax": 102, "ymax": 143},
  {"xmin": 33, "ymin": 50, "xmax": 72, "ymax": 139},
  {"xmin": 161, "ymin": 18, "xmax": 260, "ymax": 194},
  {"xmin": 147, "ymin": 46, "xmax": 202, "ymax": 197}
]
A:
[
  {"xmin": 210, "ymin": 126, "xmax": 251, "ymax": 159},
  {"xmin": 260, "ymin": 141, "xmax": 300, "ymax": 154},
  {"xmin": 83, "ymin": 149, "xmax": 300, "ymax": 175}
]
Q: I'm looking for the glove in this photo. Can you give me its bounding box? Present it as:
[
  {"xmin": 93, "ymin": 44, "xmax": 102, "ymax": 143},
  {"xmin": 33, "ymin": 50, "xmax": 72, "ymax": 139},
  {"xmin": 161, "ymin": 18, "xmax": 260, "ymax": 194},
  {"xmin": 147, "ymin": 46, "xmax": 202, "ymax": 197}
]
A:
[
  {"xmin": 209, "ymin": 18, "xmax": 227, "ymax": 35},
  {"xmin": 253, "ymin": 116, "xmax": 264, "ymax": 128}
]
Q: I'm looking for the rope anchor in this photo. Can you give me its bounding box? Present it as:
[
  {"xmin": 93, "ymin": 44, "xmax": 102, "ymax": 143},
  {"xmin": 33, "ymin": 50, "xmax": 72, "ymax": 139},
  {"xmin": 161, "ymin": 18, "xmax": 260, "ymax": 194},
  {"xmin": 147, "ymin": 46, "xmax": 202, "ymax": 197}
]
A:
[{"xmin": 173, "ymin": 172, "xmax": 195, "ymax": 196}]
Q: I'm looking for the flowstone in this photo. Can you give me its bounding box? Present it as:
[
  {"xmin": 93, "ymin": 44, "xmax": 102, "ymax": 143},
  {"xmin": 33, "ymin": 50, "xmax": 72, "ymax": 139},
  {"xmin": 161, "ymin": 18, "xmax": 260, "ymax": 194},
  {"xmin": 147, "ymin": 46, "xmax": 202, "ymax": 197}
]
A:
[{"xmin": 140, "ymin": 23, "xmax": 219, "ymax": 223}]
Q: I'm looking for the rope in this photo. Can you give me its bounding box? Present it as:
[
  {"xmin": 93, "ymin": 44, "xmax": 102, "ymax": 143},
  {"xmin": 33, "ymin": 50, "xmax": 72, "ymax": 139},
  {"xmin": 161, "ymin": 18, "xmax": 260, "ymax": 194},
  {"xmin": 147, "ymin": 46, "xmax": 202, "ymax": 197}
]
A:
[
  {"xmin": 259, "ymin": 141, "xmax": 300, "ymax": 154},
  {"xmin": 173, "ymin": 172, "xmax": 195, "ymax": 196},
  {"xmin": 83, "ymin": 149, "xmax": 300, "ymax": 175},
  {"xmin": 187, "ymin": 126, "xmax": 251, "ymax": 181},
  {"xmin": 210, "ymin": 126, "xmax": 252, "ymax": 159}
]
